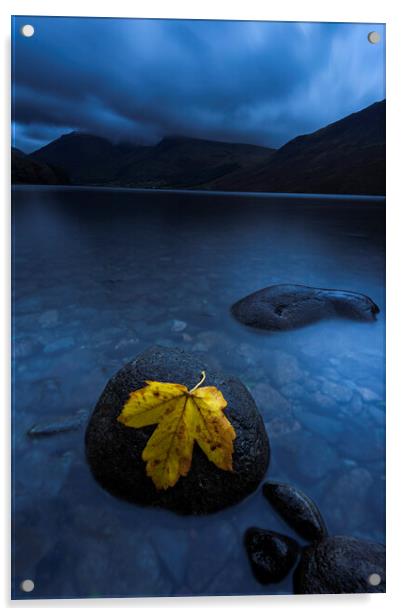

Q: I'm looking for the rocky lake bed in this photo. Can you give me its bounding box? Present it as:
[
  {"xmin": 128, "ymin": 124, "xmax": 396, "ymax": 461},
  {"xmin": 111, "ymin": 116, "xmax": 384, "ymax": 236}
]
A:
[{"xmin": 12, "ymin": 187, "xmax": 385, "ymax": 598}]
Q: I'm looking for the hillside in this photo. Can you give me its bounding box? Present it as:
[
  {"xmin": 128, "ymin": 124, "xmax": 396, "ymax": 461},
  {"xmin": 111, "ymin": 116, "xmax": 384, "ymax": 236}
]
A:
[
  {"xmin": 30, "ymin": 134, "xmax": 274, "ymax": 188},
  {"xmin": 12, "ymin": 148, "xmax": 70, "ymax": 185},
  {"xmin": 13, "ymin": 100, "xmax": 385, "ymax": 195},
  {"xmin": 208, "ymin": 100, "xmax": 385, "ymax": 195}
]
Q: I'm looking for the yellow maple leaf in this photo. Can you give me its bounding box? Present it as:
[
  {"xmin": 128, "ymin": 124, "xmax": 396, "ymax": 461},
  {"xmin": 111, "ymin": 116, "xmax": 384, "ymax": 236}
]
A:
[{"xmin": 117, "ymin": 371, "xmax": 236, "ymax": 490}]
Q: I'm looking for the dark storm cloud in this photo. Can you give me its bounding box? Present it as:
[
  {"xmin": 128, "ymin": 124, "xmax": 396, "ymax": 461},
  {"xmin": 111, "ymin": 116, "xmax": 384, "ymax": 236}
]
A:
[{"xmin": 12, "ymin": 17, "xmax": 385, "ymax": 152}]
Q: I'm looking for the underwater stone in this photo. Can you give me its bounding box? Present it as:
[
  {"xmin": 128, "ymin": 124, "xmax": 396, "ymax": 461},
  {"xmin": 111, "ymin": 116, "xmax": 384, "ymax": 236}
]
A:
[
  {"xmin": 272, "ymin": 431, "xmax": 339, "ymax": 483},
  {"xmin": 244, "ymin": 527, "xmax": 299, "ymax": 584},
  {"xmin": 231, "ymin": 284, "xmax": 379, "ymax": 331},
  {"xmin": 171, "ymin": 319, "xmax": 187, "ymax": 332},
  {"xmin": 294, "ymin": 535, "xmax": 385, "ymax": 594},
  {"xmin": 38, "ymin": 309, "xmax": 59, "ymax": 328},
  {"xmin": 28, "ymin": 409, "xmax": 89, "ymax": 437},
  {"xmin": 322, "ymin": 468, "xmax": 374, "ymax": 534},
  {"xmin": 263, "ymin": 482, "xmax": 328, "ymax": 542},
  {"xmin": 85, "ymin": 346, "xmax": 270, "ymax": 514}
]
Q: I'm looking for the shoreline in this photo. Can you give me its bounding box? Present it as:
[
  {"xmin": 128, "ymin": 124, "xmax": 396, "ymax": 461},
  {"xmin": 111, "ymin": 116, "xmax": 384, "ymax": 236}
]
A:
[{"xmin": 11, "ymin": 184, "xmax": 386, "ymax": 202}]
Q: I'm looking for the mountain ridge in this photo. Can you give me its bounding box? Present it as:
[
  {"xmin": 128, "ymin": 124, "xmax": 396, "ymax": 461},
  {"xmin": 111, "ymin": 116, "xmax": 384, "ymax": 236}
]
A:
[
  {"xmin": 13, "ymin": 100, "xmax": 385, "ymax": 195},
  {"xmin": 207, "ymin": 100, "xmax": 385, "ymax": 195}
]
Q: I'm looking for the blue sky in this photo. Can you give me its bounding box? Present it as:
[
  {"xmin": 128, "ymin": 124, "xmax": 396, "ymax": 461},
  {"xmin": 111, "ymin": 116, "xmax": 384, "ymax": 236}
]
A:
[{"xmin": 12, "ymin": 16, "xmax": 385, "ymax": 153}]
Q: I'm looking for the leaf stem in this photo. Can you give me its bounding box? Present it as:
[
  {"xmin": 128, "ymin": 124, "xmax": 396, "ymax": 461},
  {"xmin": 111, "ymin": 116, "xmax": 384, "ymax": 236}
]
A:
[{"xmin": 189, "ymin": 370, "xmax": 206, "ymax": 393}]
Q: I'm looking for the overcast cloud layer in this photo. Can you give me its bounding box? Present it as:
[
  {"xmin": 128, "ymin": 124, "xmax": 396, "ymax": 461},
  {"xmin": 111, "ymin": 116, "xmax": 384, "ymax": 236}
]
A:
[{"xmin": 12, "ymin": 17, "xmax": 385, "ymax": 153}]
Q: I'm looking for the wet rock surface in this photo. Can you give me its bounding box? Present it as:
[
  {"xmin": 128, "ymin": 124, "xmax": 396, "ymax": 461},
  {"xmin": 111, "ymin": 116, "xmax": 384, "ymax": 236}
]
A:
[
  {"xmin": 85, "ymin": 346, "xmax": 270, "ymax": 514},
  {"xmin": 245, "ymin": 527, "xmax": 299, "ymax": 584},
  {"xmin": 263, "ymin": 482, "xmax": 327, "ymax": 542},
  {"xmin": 231, "ymin": 284, "xmax": 379, "ymax": 331},
  {"xmin": 294, "ymin": 535, "xmax": 385, "ymax": 594}
]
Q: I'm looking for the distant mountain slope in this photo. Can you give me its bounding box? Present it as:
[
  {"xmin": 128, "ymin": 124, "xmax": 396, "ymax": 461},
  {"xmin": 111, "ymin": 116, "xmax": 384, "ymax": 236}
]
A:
[
  {"xmin": 112, "ymin": 137, "xmax": 275, "ymax": 188},
  {"xmin": 12, "ymin": 148, "xmax": 70, "ymax": 185},
  {"xmin": 31, "ymin": 133, "xmax": 274, "ymax": 188},
  {"xmin": 208, "ymin": 100, "xmax": 385, "ymax": 195},
  {"xmin": 15, "ymin": 100, "xmax": 385, "ymax": 195},
  {"xmin": 32, "ymin": 132, "xmax": 134, "ymax": 183}
]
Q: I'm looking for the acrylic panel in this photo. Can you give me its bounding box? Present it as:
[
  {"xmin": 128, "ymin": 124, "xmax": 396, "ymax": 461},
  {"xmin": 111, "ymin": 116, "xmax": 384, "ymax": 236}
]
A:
[{"xmin": 11, "ymin": 16, "xmax": 386, "ymax": 599}]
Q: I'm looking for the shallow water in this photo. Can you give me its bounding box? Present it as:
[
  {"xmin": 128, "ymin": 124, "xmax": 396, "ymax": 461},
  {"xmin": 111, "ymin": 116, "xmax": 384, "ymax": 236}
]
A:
[{"xmin": 12, "ymin": 186, "xmax": 385, "ymax": 599}]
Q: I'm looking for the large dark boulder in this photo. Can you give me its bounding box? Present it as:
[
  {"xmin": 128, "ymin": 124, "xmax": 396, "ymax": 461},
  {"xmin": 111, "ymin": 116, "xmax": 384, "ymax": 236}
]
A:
[
  {"xmin": 85, "ymin": 346, "xmax": 270, "ymax": 514},
  {"xmin": 294, "ymin": 535, "xmax": 385, "ymax": 594},
  {"xmin": 244, "ymin": 527, "xmax": 299, "ymax": 584},
  {"xmin": 263, "ymin": 482, "xmax": 328, "ymax": 542},
  {"xmin": 231, "ymin": 284, "xmax": 379, "ymax": 331}
]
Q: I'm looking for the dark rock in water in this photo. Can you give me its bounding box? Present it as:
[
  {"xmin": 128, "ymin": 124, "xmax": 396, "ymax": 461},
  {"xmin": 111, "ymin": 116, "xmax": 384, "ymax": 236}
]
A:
[
  {"xmin": 85, "ymin": 346, "xmax": 270, "ymax": 514},
  {"xmin": 244, "ymin": 527, "xmax": 299, "ymax": 584},
  {"xmin": 28, "ymin": 409, "xmax": 89, "ymax": 437},
  {"xmin": 294, "ymin": 535, "xmax": 385, "ymax": 594},
  {"xmin": 263, "ymin": 482, "xmax": 327, "ymax": 542},
  {"xmin": 231, "ymin": 284, "xmax": 379, "ymax": 331}
]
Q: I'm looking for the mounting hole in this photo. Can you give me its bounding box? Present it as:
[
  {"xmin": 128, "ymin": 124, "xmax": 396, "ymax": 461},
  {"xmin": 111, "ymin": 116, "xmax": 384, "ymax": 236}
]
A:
[
  {"xmin": 20, "ymin": 579, "xmax": 35, "ymax": 593},
  {"xmin": 368, "ymin": 573, "xmax": 381, "ymax": 586},
  {"xmin": 368, "ymin": 31, "xmax": 380, "ymax": 44},
  {"xmin": 21, "ymin": 24, "xmax": 35, "ymax": 38}
]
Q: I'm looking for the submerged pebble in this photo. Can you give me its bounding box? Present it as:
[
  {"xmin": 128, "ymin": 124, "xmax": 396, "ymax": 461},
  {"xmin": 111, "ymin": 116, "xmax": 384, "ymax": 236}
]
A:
[{"xmin": 28, "ymin": 409, "xmax": 89, "ymax": 436}]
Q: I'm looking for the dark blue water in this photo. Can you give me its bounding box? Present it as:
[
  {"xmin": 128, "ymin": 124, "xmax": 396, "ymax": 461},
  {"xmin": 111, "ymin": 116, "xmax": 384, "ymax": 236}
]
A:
[{"xmin": 12, "ymin": 186, "xmax": 385, "ymax": 599}]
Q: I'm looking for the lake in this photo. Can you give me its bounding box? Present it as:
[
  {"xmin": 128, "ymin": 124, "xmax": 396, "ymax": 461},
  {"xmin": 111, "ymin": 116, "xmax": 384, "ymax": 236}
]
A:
[{"xmin": 12, "ymin": 186, "xmax": 385, "ymax": 599}]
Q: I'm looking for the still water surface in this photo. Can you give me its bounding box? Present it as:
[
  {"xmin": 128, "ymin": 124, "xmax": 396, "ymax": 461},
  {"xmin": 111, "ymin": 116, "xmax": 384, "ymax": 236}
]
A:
[{"xmin": 12, "ymin": 186, "xmax": 385, "ymax": 598}]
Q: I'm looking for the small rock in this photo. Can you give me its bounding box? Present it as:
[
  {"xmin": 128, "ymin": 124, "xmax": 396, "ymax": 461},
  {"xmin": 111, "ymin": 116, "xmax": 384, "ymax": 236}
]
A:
[
  {"xmin": 368, "ymin": 405, "xmax": 385, "ymax": 426},
  {"xmin": 265, "ymin": 416, "xmax": 301, "ymax": 438},
  {"xmin": 13, "ymin": 338, "xmax": 38, "ymax": 359},
  {"xmin": 268, "ymin": 351, "xmax": 304, "ymax": 387},
  {"xmin": 356, "ymin": 386, "xmax": 382, "ymax": 402},
  {"xmin": 338, "ymin": 424, "xmax": 384, "ymax": 462},
  {"xmin": 293, "ymin": 409, "xmax": 343, "ymax": 445},
  {"xmin": 237, "ymin": 343, "xmax": 258, "ymax": 367},
  {"xmin": 171, "ymin": 319, "xmax": 187, "ymax": 333},
  {"xmin": 319, "ymin": 379, "xmax": 353, "ymax": 403},
  {"xmin": 114, "ymin": 337, "xmax": 139, "ymax": 351},
  {"xmin": 322, "ymin": 468, "xmax": 374, "ymax": 533},
  {"xmin": 251, "ymin": 382, "xmax": 292, "ymax": 419},
  {"xmin": 244, "ymin": 527, "xmax": 299, "ymax": 584},
  {"xmin": 28, "ymin": 409, "xmax": 89, "ymax": 436},
  {"xmin": 349, "ymin": 392, "xmax": 363, "ymax": 413},
  {"xmin": 273, "ymin": 431, "xmax": 339, "ymax": 483},
  {"xmin": 263, "ymin": 482, "xmax": 327, "ymax": 542},
  {"xmin": 294, "ymin": 535, "xmax": 385, "ymax": 593},
  {"xmin": 280, "ymin": 382, "xmax": 305, "ymax": 399},
  {"xmin": 309, "ymin": 391, "xmax": 338, "ymax": 411},
  {"xmin": 38, "ymin": 309, "xmax": 59, "ymax": 328}
]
